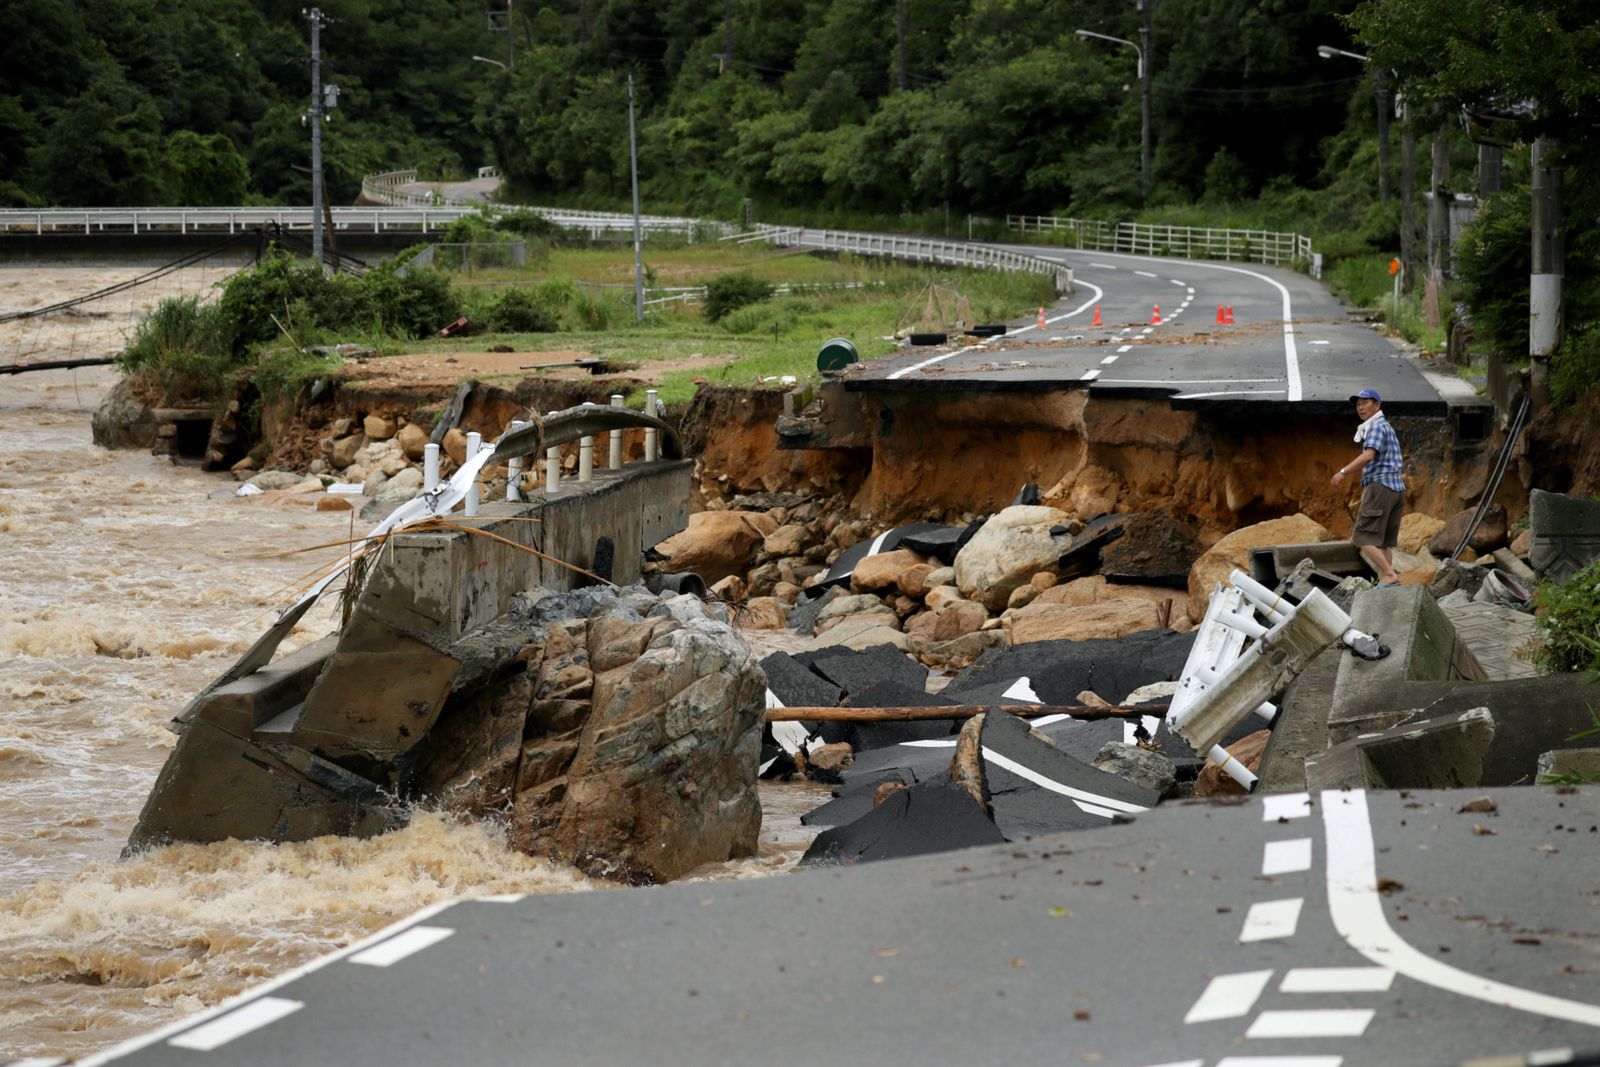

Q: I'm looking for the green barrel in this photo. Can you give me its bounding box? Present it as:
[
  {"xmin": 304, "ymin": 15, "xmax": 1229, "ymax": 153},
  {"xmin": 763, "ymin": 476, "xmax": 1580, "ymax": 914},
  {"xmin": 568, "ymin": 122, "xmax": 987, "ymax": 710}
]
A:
[{"xmin": 817, "ymin": 337, "xmax": 859, "ymax": 373}]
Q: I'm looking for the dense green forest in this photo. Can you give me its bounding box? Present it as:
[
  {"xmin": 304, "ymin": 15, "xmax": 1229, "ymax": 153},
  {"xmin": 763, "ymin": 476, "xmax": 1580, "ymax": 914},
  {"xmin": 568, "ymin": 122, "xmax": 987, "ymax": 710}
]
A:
[{"xmin": 3, "ymin": 0, "xmax": 1379, "ymax": 219}]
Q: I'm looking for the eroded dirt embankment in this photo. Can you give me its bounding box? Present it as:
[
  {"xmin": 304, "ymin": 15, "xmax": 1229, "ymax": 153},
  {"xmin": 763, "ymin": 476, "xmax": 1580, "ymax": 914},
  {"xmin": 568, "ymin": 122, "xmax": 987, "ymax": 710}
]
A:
[{"xmin": 255, "ymin": 366, "xmax": 1521, "ymax": 550}]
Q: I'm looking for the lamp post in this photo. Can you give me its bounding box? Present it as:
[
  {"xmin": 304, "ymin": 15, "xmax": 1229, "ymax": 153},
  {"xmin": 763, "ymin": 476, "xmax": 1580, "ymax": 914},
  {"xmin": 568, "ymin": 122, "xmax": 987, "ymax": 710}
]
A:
[
  {"xmin": 471, "ymin": 54, "xmax": 508, "ymax": 70},
  {"xmin": 1076, "ymin": 26, "xmax": 1149, "ymax": 202},
  {"xmin": 1317, "ymin": 45, "xmax": 1390, "ymax": 204}
]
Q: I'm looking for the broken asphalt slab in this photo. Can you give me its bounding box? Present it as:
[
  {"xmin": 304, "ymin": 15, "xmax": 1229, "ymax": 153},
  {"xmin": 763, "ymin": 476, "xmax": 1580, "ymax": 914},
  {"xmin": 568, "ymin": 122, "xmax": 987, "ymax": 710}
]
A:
[
  {"xmin": 104, "ymin": 787, "xmax": 1600, "ymax": 1067},
  {"xmin": 946, "ymin": 628, "xmax": 1196, "ymax": 706}
]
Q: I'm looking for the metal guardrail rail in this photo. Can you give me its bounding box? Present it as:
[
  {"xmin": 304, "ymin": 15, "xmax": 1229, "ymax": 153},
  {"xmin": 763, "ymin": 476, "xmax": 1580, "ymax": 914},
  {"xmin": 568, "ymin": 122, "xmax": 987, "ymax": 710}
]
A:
[
  {"xmin": 738, "ymin": 225, "xmax": 1074, "ymax": 293},
  {"xmin": 0, "ymin": 206, "xmax": 481, "ymax": 236},
  {"xmin": 1005, "ymin": 215, "xmax": 1314, "ymax": 272}
]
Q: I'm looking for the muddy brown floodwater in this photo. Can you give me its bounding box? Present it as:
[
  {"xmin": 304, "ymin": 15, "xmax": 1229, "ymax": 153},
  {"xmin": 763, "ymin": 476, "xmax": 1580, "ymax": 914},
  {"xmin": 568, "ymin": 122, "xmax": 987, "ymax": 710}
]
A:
[{"xmin": 0, "ymin": 365, "xmax": 827, "ymax": 1061}]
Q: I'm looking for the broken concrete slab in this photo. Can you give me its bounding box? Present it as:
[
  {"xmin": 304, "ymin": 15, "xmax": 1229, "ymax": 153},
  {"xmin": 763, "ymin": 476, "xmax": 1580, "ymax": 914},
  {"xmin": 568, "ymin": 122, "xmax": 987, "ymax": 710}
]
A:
[
  {"xmin": 1328, "ymin": 585, "xmax": 1489, "ymax": 743},
  {"xmin": 760, "ymin": 651, "xmax": 846, "ymax": 710},
  {"xmin": 801, "ymin": 642, "xmax": 929, "ymax": 698},
  {"xmin": 190, "ymin": 634, "xmax": 338, "ymax": 736},
  {"xmin": 1306, "ymin": 707, "xmax": 1495, "ymax": 791},
  {"xmin": 1530, "ymin": 488, "xmax": 1600, "ymax": 584},
  {"xmin": 801, "ymin": 772, "xmax": 1006, "ymax": 865},
  {"xmin": 1537, "ymin": 747, "xmax": 1600, "ymax": 784}
]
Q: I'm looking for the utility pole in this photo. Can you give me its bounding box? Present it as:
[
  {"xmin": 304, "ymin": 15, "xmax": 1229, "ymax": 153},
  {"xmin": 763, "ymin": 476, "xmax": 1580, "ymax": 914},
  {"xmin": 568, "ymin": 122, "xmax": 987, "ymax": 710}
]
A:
[
  {"xmin": 1399, "ymin": 96, "xmax": 1417, "ymax": 292},
  {"xmin": 1374, "ymin": 70, "xmax": 1391, "ymax": 203},
  {"xmin": 506, "ymin": 1, "xmax": 514, "ymax": 70},
  {"xmin": 628, "ymin": 73, "xmax": 644, "ymax": 325},
  {"xmin": 896, "ymin": 0, "xmax": 907, "ymax": 91},
  {"xmin": 1529, "ymin": 136, "xmax": 1562, "ymax": 406},
  {"xmin": 1478, "ymin": 144, "xmax": 1503, "ymax": 197},
  {"xmin": 1137, "ymin": 0, "xmax": 1152, "ymax": 203},
  {"xmin": 307, "ymin": 7, "xmax": 327, "ymax": 270}
]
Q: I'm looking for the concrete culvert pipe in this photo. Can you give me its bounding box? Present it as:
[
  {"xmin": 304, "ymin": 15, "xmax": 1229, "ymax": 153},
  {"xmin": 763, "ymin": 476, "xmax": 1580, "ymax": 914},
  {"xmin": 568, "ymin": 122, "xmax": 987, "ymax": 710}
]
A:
[{"xmin": 648, "ymin": 572, "xmax": 708, "ymax": 599}]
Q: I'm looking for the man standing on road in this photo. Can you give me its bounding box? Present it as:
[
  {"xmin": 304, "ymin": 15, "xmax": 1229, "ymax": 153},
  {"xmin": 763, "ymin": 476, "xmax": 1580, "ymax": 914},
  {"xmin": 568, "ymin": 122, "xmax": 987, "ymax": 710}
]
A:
[{"xmin": 1331, "ymin": 387, "xmax": 1404, "ymax": 586}]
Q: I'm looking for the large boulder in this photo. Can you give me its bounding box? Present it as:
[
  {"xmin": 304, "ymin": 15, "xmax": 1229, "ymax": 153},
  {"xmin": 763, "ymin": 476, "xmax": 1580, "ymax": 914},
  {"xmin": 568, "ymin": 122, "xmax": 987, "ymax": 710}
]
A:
[
  {"xmin": 655, "ymin": 510, "xmax": 779, "ymax": 584},
  {"xmin": 1005, "ymin": 598, "xmax": 1164, "ymax": 644},
  {"xmin": 1429, "ymin": 507, "xmax": 1508, "ymax": 557},
  {"xmin": 91, "ymin": 379, "xmax": 158, "ymax": 450},
  {"xmin": 1187, "ymin": 514, "xmax": 1334, "ymax": 619},
  {"xmin": 954, "ymin": 505, "xmax": 1074, "ymax": 611},
  {"xmin": 850, "ymin": 549, "xmax": 925, "ymax": 594},
  {"xmin": 1398, "ymin": 513, "xmax": 1446, "ymax": 555}
]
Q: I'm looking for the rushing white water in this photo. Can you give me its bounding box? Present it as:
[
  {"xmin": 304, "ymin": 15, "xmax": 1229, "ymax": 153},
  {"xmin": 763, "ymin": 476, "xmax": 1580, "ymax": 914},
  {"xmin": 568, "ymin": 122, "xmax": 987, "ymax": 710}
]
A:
[{"xmin": 0, "ymin": 365, "xmax": 826, "ymax": 1061}]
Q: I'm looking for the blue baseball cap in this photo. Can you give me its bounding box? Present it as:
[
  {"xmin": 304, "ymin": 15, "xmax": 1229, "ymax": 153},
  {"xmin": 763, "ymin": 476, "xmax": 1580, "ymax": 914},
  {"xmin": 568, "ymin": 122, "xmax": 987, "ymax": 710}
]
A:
[{"xmin": 1350, "ymin": 388, "xmax": 1381, "ymax": 403}]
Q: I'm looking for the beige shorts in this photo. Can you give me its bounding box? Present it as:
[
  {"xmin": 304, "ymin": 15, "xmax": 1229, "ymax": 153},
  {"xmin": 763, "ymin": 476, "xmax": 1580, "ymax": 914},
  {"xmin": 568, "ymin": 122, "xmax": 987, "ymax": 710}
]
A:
[{"xmin": 1352, "ymin": 483, "xmax": 1403, "ymax": 548}]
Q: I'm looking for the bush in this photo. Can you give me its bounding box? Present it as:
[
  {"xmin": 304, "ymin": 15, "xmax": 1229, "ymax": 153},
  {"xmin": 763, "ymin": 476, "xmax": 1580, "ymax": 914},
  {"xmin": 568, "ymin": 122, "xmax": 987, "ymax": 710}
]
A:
[
  {"xmin": 116, "ymin": 296, "xmax": 232, "ymax": 403},
  {"xmin": 350, "ymin": 261, "xmax": 461, "ymax": 338},
  {"xmin": 484, "ymin": 286, "xmax": 558, "ymax": 333},
  {"xmin": 703, "ymin": 270, "xmax": 774, "ymax": 323},
  {"xmin": 1533, "ymin": 557, "xmax": 1600, "ymax": 675}
]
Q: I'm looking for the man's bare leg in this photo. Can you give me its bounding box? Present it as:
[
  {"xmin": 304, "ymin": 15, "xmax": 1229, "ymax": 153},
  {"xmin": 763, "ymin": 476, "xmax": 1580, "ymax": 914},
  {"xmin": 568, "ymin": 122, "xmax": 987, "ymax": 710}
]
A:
[{"xmin": 1360, "ymin": 544, "xmax": 1399, "ymax": 584}]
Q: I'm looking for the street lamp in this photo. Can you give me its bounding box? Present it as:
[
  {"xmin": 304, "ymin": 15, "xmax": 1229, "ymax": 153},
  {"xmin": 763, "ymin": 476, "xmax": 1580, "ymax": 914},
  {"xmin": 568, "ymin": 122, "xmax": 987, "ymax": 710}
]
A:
[
  {"xmin": 1317, "ymin": 45, "xmax": 1390, "ymax": 203},
  {"xmin": 471, "ymin": 54, "xmax": 508, "ymax": 70},
  {"xmin": 1077, "ymin": 27, "xmax": 1149, "ymax": 202}
]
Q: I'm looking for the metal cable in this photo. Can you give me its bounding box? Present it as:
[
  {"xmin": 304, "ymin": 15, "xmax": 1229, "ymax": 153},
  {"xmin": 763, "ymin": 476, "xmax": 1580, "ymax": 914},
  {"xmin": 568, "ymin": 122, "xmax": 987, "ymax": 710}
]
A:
[{"xmin": 1450, "ymin": 392, "xmax": 1532, "ymax": 562}]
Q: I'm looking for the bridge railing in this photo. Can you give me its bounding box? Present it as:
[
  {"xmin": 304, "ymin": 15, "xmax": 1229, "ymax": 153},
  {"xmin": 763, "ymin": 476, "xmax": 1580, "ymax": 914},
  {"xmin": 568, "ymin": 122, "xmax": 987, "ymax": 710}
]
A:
[
  {"xmin": 1005, "ymin": 215, "xmax": 1316, "ymax": 275},
  {"xmin": 735, "ymin": 225, "xmax": 1074, "ymax": 293}
]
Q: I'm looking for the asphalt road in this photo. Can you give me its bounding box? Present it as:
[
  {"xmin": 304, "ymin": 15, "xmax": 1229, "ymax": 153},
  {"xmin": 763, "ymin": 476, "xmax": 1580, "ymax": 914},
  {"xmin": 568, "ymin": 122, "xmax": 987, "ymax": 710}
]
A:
[
  {"xmin": 80, "ymin": 787, "xmax": 1600, "ymax": 1067},
  {"xmin": 852, "ymin": 247, "xmax": 1446, "ymax": 417}
]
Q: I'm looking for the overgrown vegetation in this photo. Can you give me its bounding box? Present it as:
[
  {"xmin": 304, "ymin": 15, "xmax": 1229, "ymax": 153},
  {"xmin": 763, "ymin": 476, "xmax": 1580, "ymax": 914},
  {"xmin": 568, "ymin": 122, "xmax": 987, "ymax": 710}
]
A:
[
  {"xmin": 703, "ymin": 271, "xmax": 775, "ymax": 323},
  {"xmin": 1532, "ymin": 558, "xmax": 1600, "ymax": 676},
  {"xmin": 116, "ymin": 296, "xmax": 231, "ymax": 403}
]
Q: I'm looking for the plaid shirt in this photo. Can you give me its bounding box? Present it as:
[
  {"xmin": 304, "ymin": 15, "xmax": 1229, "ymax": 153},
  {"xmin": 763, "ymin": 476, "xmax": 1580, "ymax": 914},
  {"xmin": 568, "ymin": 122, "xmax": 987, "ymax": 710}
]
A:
[{"xmin": 1361, "ymin": 413, "xmax": 1405, "ymax": 491}]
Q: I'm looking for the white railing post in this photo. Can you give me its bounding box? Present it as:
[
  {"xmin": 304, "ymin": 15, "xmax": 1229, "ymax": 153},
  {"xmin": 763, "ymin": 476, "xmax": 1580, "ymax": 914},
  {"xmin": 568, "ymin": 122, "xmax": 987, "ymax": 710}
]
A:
[
  {"xmin": 423, "ymin": 442, "xmax": 440, "ymax": 492},
  {"xmin": 643, "ymin": 389, "xmax": 659, "ymax": 462},
  {"xmin": 544, "ymin": 412, "xmax": 560, "ymax": 493},
  {"xmin": 579, "ymin": 433, "xmax": 594, "ymax": 482},
  {"xmin": 505, "ymin": 420, "xmax": 526, "ymax": 501},
  {"xmin": 464, "ymin": 432, "xmax": 482, "ymax": 516}
]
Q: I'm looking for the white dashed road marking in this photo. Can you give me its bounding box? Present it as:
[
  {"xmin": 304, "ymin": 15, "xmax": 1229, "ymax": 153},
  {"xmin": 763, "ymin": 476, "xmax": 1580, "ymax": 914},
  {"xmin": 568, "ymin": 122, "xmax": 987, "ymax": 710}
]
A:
[
  {"xmin": 168, "ymin": 997, "xmax": 304, "ymax": 1051},
  {"xmin": 1239, "ymin": 898, "xmax": 1303, "ymax": 942},
  {"xmin": 1280, "ymin": 967, "xmax": 1396, "ymax": 994},
  {"xmin": 1090, "ymin": 262, "xmax": 1118, "ymax": 269},
  {"xmin": 1080, "ymin": 369, "xmax": 1101, "ymax": 381},
  {"xmin": 1101, "ymin": 354, "xmax": 1120, "ymax": 365},
  {"xmin": 349, "ymin": 926, "xmax": 456, "ymax": 967},
  {"xmin": 1185, "ymin": 970, "xmax": 1275, "ymax": 1023},
  {"xmin": 1261, "ymin": 838, "xmax": 1313, "ymax": 876},
  {"xmin": 1245, "ymin": 1009, "xmax": 1375, "ymax": 1038},
  {"xmin": 1135, "ymin": 269, "xmax": 1158, "ymax": 277},
  {"xmin": 1263, "ymin": 793, "xmax": 1312, "ymax": 820}
]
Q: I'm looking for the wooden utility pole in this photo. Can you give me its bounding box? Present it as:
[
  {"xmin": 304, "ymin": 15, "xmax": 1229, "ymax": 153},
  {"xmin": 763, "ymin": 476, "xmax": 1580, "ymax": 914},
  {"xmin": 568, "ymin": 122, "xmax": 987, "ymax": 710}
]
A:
[
  {"xmin": 1399, "ymin": 97, "xmax": 1418, "ymax": 292},
  {"xmin": 1426, "ymin": 129, "xmax": 1451, "ymax": 325}
]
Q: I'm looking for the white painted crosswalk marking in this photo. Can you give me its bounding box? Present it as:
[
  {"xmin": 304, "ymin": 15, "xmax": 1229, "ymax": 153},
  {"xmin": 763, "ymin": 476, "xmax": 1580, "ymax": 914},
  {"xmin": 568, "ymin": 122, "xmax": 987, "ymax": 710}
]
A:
[
  {"xmin": 1261, "ymin": 838, "xmax": 1313, "ymax": 876},
  {"xmin": 348, "ymin": 925, "xmax": 455, "ymax": 967},
  {"xmin": 168, "ymin": 997, "xmax": 304, "ymax": 1051},
  {"xmin": 1185, "ymin": 970, "xmax": 1275, "ymax": 1023},
  {"xmin": 1280, "ymin": 967, "xmax": 1395, "ymax": 993},
  {"xmin": 1262, "ymin": 793, "xmax": 1311, "ymax": 821},
  {"xmin": 1239, "ymin": 898, "xmax": 1303, "ymax": 942},
  {"xmin": 1246, "ymin": 1009, "xmax": 1375, "ymax": 1038}
]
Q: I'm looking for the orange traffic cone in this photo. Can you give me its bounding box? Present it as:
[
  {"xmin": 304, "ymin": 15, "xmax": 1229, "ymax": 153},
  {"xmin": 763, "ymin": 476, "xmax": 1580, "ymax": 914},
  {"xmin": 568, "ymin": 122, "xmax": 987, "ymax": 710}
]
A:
[
  {"xmin": 1216, "ymin": 304, "xmax": 1226, "ymax": 324},
  {"xmin": 1091, "ymin": 305, "xmax": 1102, "ymax": 326},
  {"xmin": 1224, "ymin": 305, "xmax": 1235, "ymax": 324},
  {"xmin": 1151, "ymin": 305, "xmax": 1161, "ymax": 325},
  {"xmin": 1037, "ymin": 307, "xmax": 1047, "ymax": 328}
]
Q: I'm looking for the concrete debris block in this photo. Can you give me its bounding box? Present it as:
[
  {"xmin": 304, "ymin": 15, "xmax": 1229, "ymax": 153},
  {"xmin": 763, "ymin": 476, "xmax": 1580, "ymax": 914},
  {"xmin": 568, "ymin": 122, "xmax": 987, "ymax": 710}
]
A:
[
  {"xmin": 1395, "ymin": 675, "xmax": 1600, "ymax": 785},
  {"xmin": 655, "ymin": 510, "xmax": 778, "ymax": 583},
  {"xmin": 1490, "ymin": 548, "xmax": 1537, "ymax": 584},
  {"xmin": 1006, "ymin": 598, "xmax": 1165, "ymax": 644},
  {"xmin": 1187, "ymin": 513, "xmax": 1334, "ymax": 620},
  {"xmin": 1436, "ymin": 589, "xmax": 1473, "ymax": 610},
  {"xmin": 954, "ymin": 505, "xmax": 1075, "ymax": 611},
  {"xmin": 1098, "ymin": 507, "xmax": 1199, "ymax": 588},
  {"xmin": 127, "ymin": 719, "xmax": 393, "ymax": 852},
  {"xmin": 1306, "ymin": 707, "xmax": 1496, "ymax": 791},
  {"xmin": 849, "ymin": 548, "xmax": 924, "ymax": 594},
  {"xmin": 1538, "ymin": 748, "xmax": 1600, "ymax": 784},
  {"xmin": 1327, "ymin": 575, "xmax": 1372, "ymax": 614},
  {"xmin": 1398, "ymin": 512, "xmax": 1447, "ymax": 555},
  {"xmin": 801, "ymin": 773, "xmax": 1007, "ymax": 866},
  {"xmin": 190, "ymin": 634, "xmax": 337, "ymax": 736},
  {"xmin": 1192, "ymin": 729, "xmax": 1270, "ymax": 796},
  {"xmin": 1430, "ymin": 506, "xmax": 1508, "ymax": 557},
  {"xmin": 1093, "ymin": 741, "xmax": 1178, "ymax": 798},
  {"xmin": 1330, "ymin": 585, "xmax": 1490, "ymax": 742}
]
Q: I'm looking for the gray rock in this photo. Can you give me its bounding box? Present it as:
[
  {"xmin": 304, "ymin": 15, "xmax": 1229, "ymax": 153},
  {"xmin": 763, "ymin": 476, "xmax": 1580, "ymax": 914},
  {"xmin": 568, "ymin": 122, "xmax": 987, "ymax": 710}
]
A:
[
  {"xmin": 375, "ymin": 467, "xmax": 423, "ymax": 503},
  {"xmin": 1436, "ymin": 589, "xmax": 1474, "ymax": 610},
  {"xmin": 1429, "ymin": 558, "xmax": 1486, "ymax": 600},
  {"xmin": 362, "ymin": 468, "xmax": 390, "ymax": 497},
  {"xmin": 247, "ymin": 470, "xmax": 302, "ymax": 491},
  {"xmin": 817, "ymin": 592, "xmax": 893, "ymax": 623},
  {"xmin": 91, "ymin": 378, "xmax": 159, "ymax": 450},
  {"xmin": 954, "ymin": 505, "xmax": 1075, "ymax": 611},
  {"xmin": 1093, "ymin": 741, "xmax": 1178, "ymax": 798}
]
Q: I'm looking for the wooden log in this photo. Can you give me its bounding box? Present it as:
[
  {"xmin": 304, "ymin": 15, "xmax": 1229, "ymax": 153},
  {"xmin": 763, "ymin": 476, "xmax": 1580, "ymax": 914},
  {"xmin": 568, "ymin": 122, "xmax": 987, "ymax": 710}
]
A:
[{"xmin": 765, "ymin": 703, "xmax": 1168, "ymax": 723}]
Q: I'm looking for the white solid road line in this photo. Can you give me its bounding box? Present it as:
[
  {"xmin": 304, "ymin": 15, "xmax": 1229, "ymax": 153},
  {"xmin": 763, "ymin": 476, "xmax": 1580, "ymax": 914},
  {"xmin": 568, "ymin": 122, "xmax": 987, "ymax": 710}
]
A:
[
  {"xmin": 1280, "ymin": 967, "xmax": 1395, "ymax": 994},
  {"xmin": 1321, "ymin": 789, "xmax": 1600, "ymax": 1028},
  {"xmin": 886, "ymin": 282, "xmax": 1104, "ymax": 380},
  {"xmin": 1089, "ymin": 262, "xmax": 1118, "ymax": 269},
  {"xmin": 1185, "ymin": 970, "xmax": 1275, "ymax": 1023},
  {"xmin": 1246, "ymin": 1009, "xmax": 1375, "ymax": 1039},
  {"xmin": 1172, "ymin": 389, "xmax": 1288, "ymax": 400},
  {"xmin": 1097, "ymin": 378, "xmax": 1281, "ymax": 386},
  {"xmin": 1263, "ymin": 793, "xmax": 1312, "ymax": 820},
  {"xmin": 1240, "ymin": 898, "xmax": 1303, "ymax": 942},
  {"xmin": 1215, "ymin": 1058, "xmax": 1344, "ymax": 1067},
  {"xmin": 348, "ymin": 925, "xmax": 456, "ymax": 967},
  {"xmin": 980, "ymin": 748, "xmax": 1149, "ymax": 813},
  {"xmin": 167, "ymin": 997, "xmax": 304, "ymax": 1051},
  {"xmin": 1261, "ymin": 837, "xmax": 1313, "ymax": 876}
]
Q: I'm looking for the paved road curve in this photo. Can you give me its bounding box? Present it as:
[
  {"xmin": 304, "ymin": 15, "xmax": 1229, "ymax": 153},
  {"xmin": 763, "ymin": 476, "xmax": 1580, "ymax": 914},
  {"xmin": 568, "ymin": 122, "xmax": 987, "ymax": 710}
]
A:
[
  {"xmin": 854, "ymin": 247, "xmax": 1444, "ymax": 417},
  {"xmin": 77, "ymin": 787, "xmax": 1600, "ymax": 1067}
]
